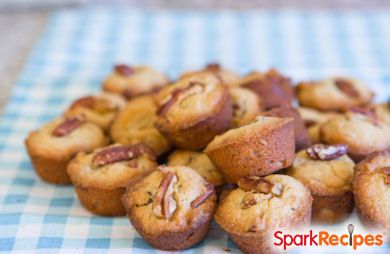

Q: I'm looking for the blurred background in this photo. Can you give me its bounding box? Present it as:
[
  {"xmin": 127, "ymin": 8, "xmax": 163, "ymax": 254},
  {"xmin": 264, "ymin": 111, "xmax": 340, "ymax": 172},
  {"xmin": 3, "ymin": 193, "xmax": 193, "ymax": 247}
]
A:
[{"xmin": 0, "ymin": 0, "xmax": 389, "ymax": 116}]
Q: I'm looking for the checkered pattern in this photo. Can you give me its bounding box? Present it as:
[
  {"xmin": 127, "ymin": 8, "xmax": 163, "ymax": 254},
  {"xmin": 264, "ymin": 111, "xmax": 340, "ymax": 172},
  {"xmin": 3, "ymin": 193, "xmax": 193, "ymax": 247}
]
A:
[{"xmin": 0, "ymin": 9, "xmax": 389, "ymax": 253}]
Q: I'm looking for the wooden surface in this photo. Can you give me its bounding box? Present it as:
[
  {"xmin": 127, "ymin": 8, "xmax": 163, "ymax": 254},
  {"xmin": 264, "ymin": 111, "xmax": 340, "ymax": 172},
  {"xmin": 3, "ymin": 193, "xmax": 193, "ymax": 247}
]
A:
[{"xmin": 0, "ymin": 1, "xmax": 389, "ymax": 116}]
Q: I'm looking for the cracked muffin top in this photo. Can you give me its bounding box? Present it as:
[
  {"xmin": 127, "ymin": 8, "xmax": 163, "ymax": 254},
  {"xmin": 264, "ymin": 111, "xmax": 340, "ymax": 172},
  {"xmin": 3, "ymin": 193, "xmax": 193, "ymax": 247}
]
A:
[
  {"xmin": 180, "ymin": 63, "xmax": 240, "ymax": 86},
  {"xmin": 25, "ymin": 116, "xmax": 107, "ymax": 160},
  {"xmin": 297, "ymin": 77, "xmax": 374, "ymax": 111},
  {"xmin": 286, "ymin": 144, "xmax": 355, "ymax": 196},
  {"xmin": 122, "ymin": 165, "xmax": 217, "ymax": 235},
  {"xmin": 67, "ymin": 143, "xmax": 157, "ymax": 190},
  {"xmin": 230, "ymin": 87, "xmax": 263, "ymax": 127},
  {"xmin": 110, "ymin": 95, "xmax": 171, "ymax": 156},
  {"xmin": 103, "ymin": 64, "xmax": 169, "ymax": 98},
  {"xmin": 168, "ymin": 150, "xmax": 225, "ymax": 187},
  {"xmin": 214, "ymin": 175, "xmax": 312, "ymax": 234},
  {"xmin": 64, "ymin": 92, "xmax": 126, "ymax": 131},
  {"xmin": 353, "ymin": 150, "xmax": 390, "ymax": 227}
]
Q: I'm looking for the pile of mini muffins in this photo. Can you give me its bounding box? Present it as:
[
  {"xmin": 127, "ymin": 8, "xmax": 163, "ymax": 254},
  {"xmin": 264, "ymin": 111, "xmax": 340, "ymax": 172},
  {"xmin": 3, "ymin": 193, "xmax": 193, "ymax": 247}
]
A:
[{"xmin": 25, "ymin": 63, "xmax": 390, "ymax": 254}]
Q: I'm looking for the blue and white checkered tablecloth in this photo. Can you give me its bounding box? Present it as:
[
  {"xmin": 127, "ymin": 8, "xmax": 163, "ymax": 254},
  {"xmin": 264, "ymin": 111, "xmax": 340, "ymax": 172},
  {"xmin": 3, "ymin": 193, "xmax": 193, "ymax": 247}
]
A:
[{"xmin": 0, "ymin": 9, "xmax": 389, "ymax": 253}]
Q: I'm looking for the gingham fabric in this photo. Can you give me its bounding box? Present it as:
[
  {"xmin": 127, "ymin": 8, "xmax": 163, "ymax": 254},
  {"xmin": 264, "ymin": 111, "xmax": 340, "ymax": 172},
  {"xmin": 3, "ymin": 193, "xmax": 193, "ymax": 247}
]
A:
[{"xmin": 0, "ymin": 9, "xmax": 389, "ymax": 253}]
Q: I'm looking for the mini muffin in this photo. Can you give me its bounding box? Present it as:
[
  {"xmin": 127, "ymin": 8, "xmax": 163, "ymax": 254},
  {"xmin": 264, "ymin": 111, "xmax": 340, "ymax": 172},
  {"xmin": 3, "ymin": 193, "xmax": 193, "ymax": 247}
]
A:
[
  {"xmin": 64, "ymin": 92, "xmax": 126, "ymax": 131},
  {"xmin": 230, "ymin": 87, "xmax": 263, "ymax": 127},
  {"xmin": 25, "ymin": 117, "xmax": 107, "ymax": 184},
  {"xmin": 110, "ymin": 95, "xmax": 171, "ymax": 156},
  {"xmin": 298, "ymin": 107, "xmax": 340, "ymax": 144},
  {"xmin": 122, "ymin": 165, "xmax": 217, "ymax": 250},
  {"xmin": 235, "ymin": 68, "xmax": 294, "ymax": 109},
  {"xmin": 286, "ymin": 144, "xmax": 355, "ymax": 223},
  {"xmin": 67, "ymin": 143, "xmax": 156, "ymax": 216},
  {"xmin": 353, "ymin": 150, "xmax": 390, "ymax": 228},
  {"xmin": 261, "ymin": 105, "xmax": 310, "ymax": 151},
  {"xmin": 180, "ymin": 63, "xmax": 240, "ymax": 86},
  {"xmin": 168, "ymin": 150, "xmax": 225, "ymax": 188},
  {"xmin": 320, "ymin": 107, "xmax": 390, "ymax": 161},
  {"xmin": 103, "ymin": 64, "xmax": 169, "ymax": 99},
  {"xmin": 215, "ymin": 175, "xmax": 312, "ymax": 254},
  {"xmin": 372, "ymin": 102, "xmax": 390, "ymax": 125},
  {"xmin": 297, "ymin": 77, "xmax": 374, "ymax": 111},
  {"xmin": 155, "ymin": 72, "xmax": 233, "ymax": 150},
  {"xmin": 205, "ymin": 116, "xmax": 295, "ymax": 183}
]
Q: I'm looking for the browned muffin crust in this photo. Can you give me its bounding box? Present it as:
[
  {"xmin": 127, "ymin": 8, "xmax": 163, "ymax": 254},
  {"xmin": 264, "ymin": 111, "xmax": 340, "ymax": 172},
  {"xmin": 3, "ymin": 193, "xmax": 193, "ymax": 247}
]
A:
[
  {"xmin": 262, "ymin": 105, "xmax": 311, "ymax": 151},
  {"xmin": 155, "ymin": 72, "xmax": 233, "ymax": 149},
  {"xmin": 67, "ymin": 143, "xmax": 157, "ymax": 216},
  {"xmin": 122, "ymin": 165, "xmax": 217, "ymax": 250},
  {"xmin": 235, "ymin": 68, "xmax": 294, "ymax": 109},
  {"xmin": 180, "ymin": 63, "xmax": 240, "ymax": 86},
  {"xmin": 25, "ymin": 116, "xmax": 107, "ymax": 184},
  {"xmin": 205, "ymin": 116, "xmax": 295, "ymax": 183}
]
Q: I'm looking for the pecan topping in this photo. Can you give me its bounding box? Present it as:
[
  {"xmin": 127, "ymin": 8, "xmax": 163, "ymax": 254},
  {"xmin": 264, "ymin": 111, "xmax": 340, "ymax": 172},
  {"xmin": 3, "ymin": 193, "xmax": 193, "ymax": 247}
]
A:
[
  {"xmin": 306, "ymin": 144, "xmax": 348, "ymax": 161},
  {"xmin": 206, "ymin": 63, "xmax": 220, "ymax": 71},
  {"xmin": 115, "ymin": 64, "xmax": 135, "ymax": 76},
  {"xmin": 335, "ymin": 78, "xmax": 359, "ymax": 98},
  {"xmin": 304, "ymin": 119, "xmax": 317, "ymax": 128},
  {"xmin": 382, "ymin": 167, "xmax": 390, "ymax": 185},
  {"xmin": 92, "ymin": 144, "xmax": 152, "ymax": 167},
  {"xmin": 70, "ymin": 96, "xmax": 95, "ymax": 109},
  {"xmin": 157, "ymin": 82, "xmax": 205, "ymax": 116},
  {"xmin": 349, "ymin": 107, "xmax": 379, "ymax": 125},
  {"xmin": 237, "ymin": 176, "xmax": 282, "ymax": 196},
  {"xmin": 191, "ymin": 184, "xmax": 215, "ymax": 208},
  {"xmin": 52, "ymin": 117, "xmax": 85, "ymax": 137},
  {"xmin": 241, "ymin": 193, "xmax": 259, "ymax": 209},
  {"xmin": 152, "ymin": 171, "xmax": 177, "ymax": 219}
]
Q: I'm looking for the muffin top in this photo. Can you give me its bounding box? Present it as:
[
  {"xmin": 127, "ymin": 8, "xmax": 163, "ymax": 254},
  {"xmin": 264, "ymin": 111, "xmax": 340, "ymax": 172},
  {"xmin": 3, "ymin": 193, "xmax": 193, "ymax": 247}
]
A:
[
  {"xmin": 67, "ymin": 143, "xmax": 156, "ymax": 190},
  {"xmin": 297, "ymin": 77, "xmax": 374, "ymax": 111},
  {"xmin": 168, "ymin": 150, "xmax": 225, "ymax": 187},
  {"xmin": 298, "ymin": 107, "xmax": 340, "ymax": 128},
  {"xmin": 230, "ymin": 87, "xmax": 263, "ymax": 127},
  {"xmin": 180, "ymin": 63, "xmax": 240, "ymax": 86},
  {"xmin": 286, "ymin": 144, "xmax": 354, "ymax": 196},
  {"xmin": 205, "ymin": 116, "xmax": 293, "ymax": 151},
  {"xmin": 155, "ymin": 72, "xmax": 230, "ymax": 125},
  {"xmin": 64, "ymin": 92, "xmax": 126, "ymax": 130},
  {"xmin": 320, "ymin": 108, "xmax": 390, "ymax": 157},
  {"xmin": 214, "ymin": 175, "xmax": 312, "ymax": 235},
  {"xmin": 103, "ymin": 64, "xmax": 169, "ymax": 98},
  {"xmin": 372, "ymin": 103, "xmax": 390, "ymax": 125},
  {"xmin": 353, "ymin": 150, "xmax": 390, "ymax": 227},
  {"xmin": 122, "ymin": 165, "xmax": 217, "ymax": 235},
  {"xmin": 25, "ymin": 116, "xmax": 107, "ymax": 160},
  {"xmin": 110, "ymin": 95, "xmax": 171, "ymax": 156}
]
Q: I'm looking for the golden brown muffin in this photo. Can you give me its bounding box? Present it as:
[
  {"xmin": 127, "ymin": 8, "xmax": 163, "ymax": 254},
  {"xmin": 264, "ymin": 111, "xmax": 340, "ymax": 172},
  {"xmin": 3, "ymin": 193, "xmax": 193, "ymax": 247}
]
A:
[
  {"xmin": 67, "ymin": 143, "xmax": 156, "ymax": 216},
  {"xmin": 235, "ymin": 68, "xmax": 294, "ymax": 110},
  {"xmin": 298, "ymin": 107, "xmax": 340, "ymax": 144},
  {"xmin": 296, "ymin": 77, "xmax": 374, "ymax": 111},
  {"xmin": 215, "ymin": 175, "xmax": 312, "ymax": 254},
  {"xmin": 122, "ymin": 165, "xmax": 217, "ymax": 250},
  {"xmin": 25, "ymin": 116, "xmax": 107, "ymax": 184},
  {"xmin": 286, "ymin": 144, "xmax": 355, "ymax": 223},
  {"xmin": 103, "ymin": 64, "xmax": 169, "ymax": 99},
  {"xmin": 168, "ymin": 150, "xmax": 225, "ymax": 187},
  {"xmin": 372, "ymin": 102, "xmax": 390, "ymax": 125},
  {"xmin": 261, "ymin": 105, "xmax": 311, "ymax": 151},
  {"xmin": 230, "ymin": 87, "xmax": 263, "ymax": 128},
  {"xmin": 205, "ymin": 116, "xmax": 295, "ymax": 183},
  {"xmin": 64, "ymin": 92, "xmax": 126, "ymax": 131},
  {"xmin": 110, "ymin": 95, "xmax": 171, "ymax": 156},
  {"xmin": 180, "ymin": 63, "xmax": 240, "ymax": 86},
  {"xmin": 353, "ymin": 150, "xmax": 390, "ymax": 228},
  {"xmin": 320, "ymin": 107, "xmax": 390, "ymax": 162},
  {"xmin": 155, "ymin": 72, "xmax": 233, "ymax": 150}
]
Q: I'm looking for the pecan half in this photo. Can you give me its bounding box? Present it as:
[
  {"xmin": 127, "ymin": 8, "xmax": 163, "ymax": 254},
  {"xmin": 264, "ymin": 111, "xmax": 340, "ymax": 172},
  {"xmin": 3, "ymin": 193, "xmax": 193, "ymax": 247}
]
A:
[
  {"xmin": 157, "ymin": 82, "xmax": 205, "ymax": 116},
  {"xmin": 191, "ymin": 184, "xmax": 215, "ymax": 209},
  {"xmin": 241, "ymin": 193, "xmax": 259, "ymax": 209},
  {"xmin": 206, "ymin": 63, "xmax": 221, "ymax": 71},
  {"xmin": 304, "ymin": 119, "xmax": 317, "ymax": 128},
  {"xmin": 52, "ymin": 117, "xmax": 85, "ymax": 137},
  {"xmin": 237, "ymin": 176, "xmax": 282, "ymax": 196},
  {"xmin": 306, "ymin": 144, "xmax": 348, "ymax": 161},
  {"xmin": 335, "ymin": 78, "xmax": 359, "ymax": 98},
  {"xmin": 92, "ymin": 144, "xmax": 152, "ymax": 167},
  {"xmin": 115, "ymin": 64, "xmax": 135, "ymax": 76},
  {"xmin": 152, "ymin": 171, "xmax": 177, "ymax": 219},
  {"xmin": 70, "ymin": 96, "xmax": 95, "ymax": 109},
  {"xmin": 382, "ymin": 167, "xmax": 390, "ymax": 185}
]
